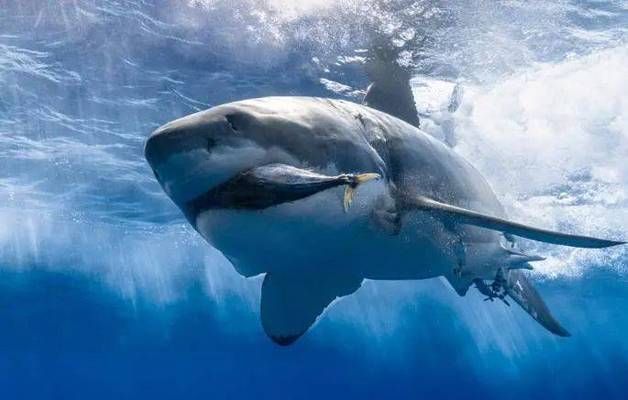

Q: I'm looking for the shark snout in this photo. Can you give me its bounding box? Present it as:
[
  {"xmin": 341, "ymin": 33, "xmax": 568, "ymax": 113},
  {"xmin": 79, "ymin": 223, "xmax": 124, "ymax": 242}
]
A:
[
  {"xmin": 145, "ymin": 108, "xmax": 252, "ymax": 170},
  {"xmin": 145, "ymin": 109, "xmax": 275, "ymax": 205},
  {"xmin": 144, "ymin": 126, "xmax": 172, "ymax": 171},
  {"xmin": 145, "ymin": 119, "xmax": 208, "ymax": 169},
  {"xmin": 144, "ymin": 112, "xmax": 223, "ymax": 200}
]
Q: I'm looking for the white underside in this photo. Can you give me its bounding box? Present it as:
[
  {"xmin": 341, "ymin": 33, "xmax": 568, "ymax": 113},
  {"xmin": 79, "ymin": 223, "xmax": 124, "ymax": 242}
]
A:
[{"xmin": 195, "ymin": 180, "xmax": 456, "ymax": 280}]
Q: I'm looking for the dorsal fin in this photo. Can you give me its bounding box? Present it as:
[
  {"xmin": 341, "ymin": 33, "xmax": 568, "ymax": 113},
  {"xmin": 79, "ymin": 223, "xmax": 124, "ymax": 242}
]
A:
[{"xmin": 363, "ymin": 44, "xmax": 420, "ymax": 128}]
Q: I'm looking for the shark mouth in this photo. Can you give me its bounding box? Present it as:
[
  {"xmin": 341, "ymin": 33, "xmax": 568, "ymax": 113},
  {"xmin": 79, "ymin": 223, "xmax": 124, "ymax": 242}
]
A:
[{"xmin": 183, "ymin": 163, "xmax": 380, "ymax": 223}]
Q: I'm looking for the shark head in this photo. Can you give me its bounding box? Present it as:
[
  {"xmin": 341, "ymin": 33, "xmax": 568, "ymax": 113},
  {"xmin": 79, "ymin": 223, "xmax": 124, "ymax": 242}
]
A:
[
  {"xmin": 145, "ymin": 103, "xmax": 293, "ymax": 207},
  {"xmin": 145, "ymin": 97, "xmax": 384, "ymax": 212},
  {"xmin": 144, "ymin": 98, "xmax": 387, "ymax": 273}
]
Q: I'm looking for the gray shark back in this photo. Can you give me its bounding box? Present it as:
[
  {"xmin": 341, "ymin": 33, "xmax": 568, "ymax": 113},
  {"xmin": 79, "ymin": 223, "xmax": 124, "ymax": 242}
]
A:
[{"xmin": 222, "ymin": 96, "xmax": 504, "ymax": 216}]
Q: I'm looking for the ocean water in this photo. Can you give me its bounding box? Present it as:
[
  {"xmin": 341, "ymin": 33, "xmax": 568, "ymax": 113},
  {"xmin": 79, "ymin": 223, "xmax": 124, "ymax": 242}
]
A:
[{"xmin": 0, "ymin": 0, "xmax": 627, "ymax": 398}]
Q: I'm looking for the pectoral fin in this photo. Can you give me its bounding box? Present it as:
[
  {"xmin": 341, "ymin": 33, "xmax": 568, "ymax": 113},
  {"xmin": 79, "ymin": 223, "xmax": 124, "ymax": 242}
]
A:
[
  {"xmin": 403, "ymin": 195, "xmax": 625, "ymax": 248},
  {"xmin": 260, "ymin": 273, "xmax": 362, "ymax": 345}
]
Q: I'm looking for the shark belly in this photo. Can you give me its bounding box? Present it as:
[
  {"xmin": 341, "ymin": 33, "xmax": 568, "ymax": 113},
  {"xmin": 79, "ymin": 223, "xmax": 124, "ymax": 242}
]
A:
[{"xmin": 194, "ymin": 180, "xmax": 448, "ymax": 280}]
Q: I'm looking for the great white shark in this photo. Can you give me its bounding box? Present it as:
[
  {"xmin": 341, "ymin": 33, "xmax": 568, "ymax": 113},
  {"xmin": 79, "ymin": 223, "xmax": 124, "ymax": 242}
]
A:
[{"xmin": 144, "ymin": 61, "xmax": 625, "ymax": 345}]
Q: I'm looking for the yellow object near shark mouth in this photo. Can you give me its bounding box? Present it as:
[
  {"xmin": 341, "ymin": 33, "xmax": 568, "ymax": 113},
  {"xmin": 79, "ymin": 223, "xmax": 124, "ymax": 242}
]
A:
[{"xmin": 343, "ymin": 172, "xmax": 380, "ymax": 212}]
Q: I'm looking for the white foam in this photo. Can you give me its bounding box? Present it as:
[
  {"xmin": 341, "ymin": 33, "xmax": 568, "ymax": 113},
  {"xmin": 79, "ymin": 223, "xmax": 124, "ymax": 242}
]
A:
[{"xmin": 443, "ymin": 46, "xmax": 628, "ymax": 278}]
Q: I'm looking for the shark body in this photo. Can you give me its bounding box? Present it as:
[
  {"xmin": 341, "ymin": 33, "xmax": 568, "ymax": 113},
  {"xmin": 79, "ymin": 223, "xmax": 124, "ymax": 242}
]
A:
[{"xmin": 145, "ymin": 94, "xmax": 623, "ymax": 345}]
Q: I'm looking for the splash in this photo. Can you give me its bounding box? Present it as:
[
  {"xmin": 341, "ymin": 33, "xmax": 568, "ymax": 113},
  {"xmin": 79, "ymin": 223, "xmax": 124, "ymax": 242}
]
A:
[{"xmin": 452, "ymin": 45, "xmax": 628, "ymax": 278}]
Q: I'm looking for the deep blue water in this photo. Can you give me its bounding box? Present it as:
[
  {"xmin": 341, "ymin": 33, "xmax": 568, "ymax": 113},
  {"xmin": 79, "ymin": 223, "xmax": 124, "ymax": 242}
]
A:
[{"xmin": 0, "ymin": 1, "xmax": 627, "ymax": 399}]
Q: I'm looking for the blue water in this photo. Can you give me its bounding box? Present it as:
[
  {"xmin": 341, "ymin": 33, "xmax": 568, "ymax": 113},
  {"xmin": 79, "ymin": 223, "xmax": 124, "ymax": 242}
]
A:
[{"xmin": 1, "ymin": 1, "xmax": 627, "ymax": 398}]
